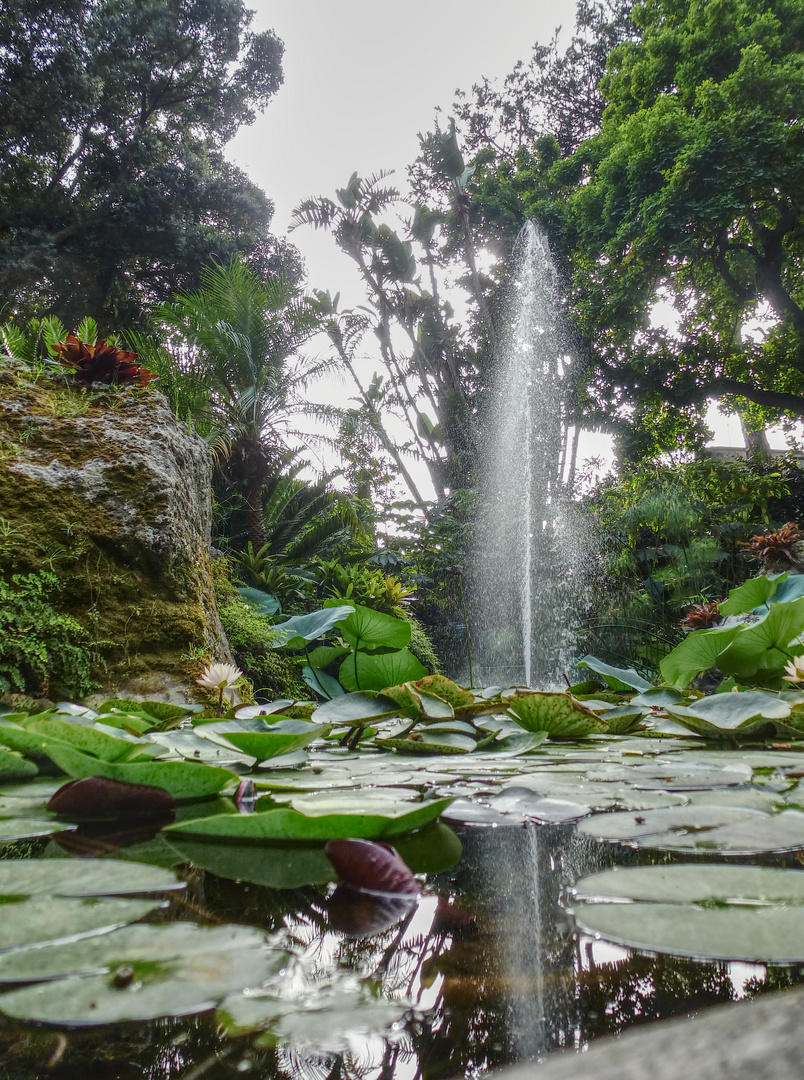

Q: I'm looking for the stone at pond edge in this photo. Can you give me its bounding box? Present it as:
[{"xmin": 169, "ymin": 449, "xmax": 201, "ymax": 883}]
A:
[{"xmin": 0, "ymin": 369, "xmax": 234, "ymax": 697}]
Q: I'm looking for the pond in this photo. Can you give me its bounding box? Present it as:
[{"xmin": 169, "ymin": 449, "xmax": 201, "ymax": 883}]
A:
[{"xmin": 1, "ymin": 695, "xmax": 804, "ymax": 1079}]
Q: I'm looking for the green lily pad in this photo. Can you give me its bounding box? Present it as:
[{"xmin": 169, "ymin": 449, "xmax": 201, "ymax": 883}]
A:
[
  {"xmin": 664, "ymin": 690, "xmax": 790, "ymax": 737},
  {"xmin": 23, "ymin": 717, "xmax": 151, "ymax": 763},
  {"xmin": 507, "ymin": 692, "xmax": 607, "ymax": 738},
  {"xmin": 0, "ymin": 926, "xmax": 286, "ymax": 1024},
  {"xmin": 0, "ymin": 896, "xmax": 164, "ymax": 952},
  {"xmin": 0, "ymin": 858, "xmax": 182, "ymax": 898},
  {"xmin": 717, "ymin": 597, "xmax": 804, "ymax": 681},
  {"xmin": 0, "ymin": 818, "xmax": 74, "ymax": 842},
  {"xmin": 219, "ymin": 982, "xmax": 408, "ymax": 1047},
  {"xmin": 311, "ymin": 693, "xmax": 401, "ymax": 728},
  {"xmin": 570, "ymin": 864, "xmax": 804, "ymax": 962},
  {"xmin": 166, "ymin": 837, "xmax": 335, "ymax": 888},
  {"xmin": 599, "ymin": 706, "xmax": 644, "ymax": 734},
  {"xmin": 165, "ymin": 797, "xmax": 453, "ymax": 842},
  {"xmin": 375, "ymin": 732, "xmax": 476, "ymax": 754},
  {"xmin": 577, "ymin": 804, "xmax": 804, "ymax": 854}
]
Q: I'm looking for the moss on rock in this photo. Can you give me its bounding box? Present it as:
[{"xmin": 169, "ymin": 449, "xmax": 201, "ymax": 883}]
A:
[{"xmin": 0, "ymin": 361, "xmax": 234, "ymax": 699}]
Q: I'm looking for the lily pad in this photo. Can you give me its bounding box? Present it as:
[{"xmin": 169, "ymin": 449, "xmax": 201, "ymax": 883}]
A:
[
  {"xmin": 0, "ymin": 926, "xmax": 286, "ymax": 1024},
  {"xmin": 507, "ymin": 692, "xmax": 607, "ymax": 738},
  {"xmin": 311, "ymin": 692, "xmax": 401, "ymax": 728},
  {"xmin": 0, "ymin": 896, "xmax": 164, "ymax": 952},
  {"xmin": 664, "ymin": 691, "xmax": 790, "ymax": 737},
  {"xmin": 570, "ymin": 864, "xmax": 804, "ymax": 962},
  {"xmin": 165, "ymin": 797, "xmax": 453, "ymax": 842},
  {"xmin": 0, "ymin": 857, "xmax": 182, "ymax": 897},
  {"xmin": 338, "ymin": 648, "xmax": 428, "ymax": 693},
  {"xmin": 0, "ymin": 749, "xmax": 37, "ymax": 782},
  {"xmin": 575, "ymin": 656, "xmax": 652, "ymax": 692},
  {"xmin": 577, "ymin": 804, "xmax": 804, "ymax": 854}
]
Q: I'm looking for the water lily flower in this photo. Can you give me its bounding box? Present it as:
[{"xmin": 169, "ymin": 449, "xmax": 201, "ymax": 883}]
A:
[
  {"xmin": 782, "ymin": 656, "xmax": 804, "ymax": 683},
  {"xmin": 197, "ymin": 661, "xmax": 243, "ymax": 715}
]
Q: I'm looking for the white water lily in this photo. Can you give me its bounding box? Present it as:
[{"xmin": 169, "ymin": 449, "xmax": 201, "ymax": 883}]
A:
[
  {"xmin": 782, "ymin": 656, "xmax": 804, "ymax": 683},
  {"xmin": 197, "ymin": 662, "xmax": 243, "ymax": 715}
]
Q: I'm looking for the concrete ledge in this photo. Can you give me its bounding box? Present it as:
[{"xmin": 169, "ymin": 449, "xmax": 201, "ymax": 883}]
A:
[{"xmin": 489, "ymin": 986, "xmax": 804, "ymax": 1080}]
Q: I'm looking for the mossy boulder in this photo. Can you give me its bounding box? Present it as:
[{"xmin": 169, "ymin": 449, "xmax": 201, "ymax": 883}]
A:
[{"xmin": 0, "ymin": 361, "xmax": 234, "ymax": 699}]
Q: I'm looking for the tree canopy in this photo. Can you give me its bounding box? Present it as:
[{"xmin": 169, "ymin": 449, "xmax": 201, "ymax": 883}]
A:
[
  {"xmin": 0, "ymin": 0, "xmax": 294, "ymax": 329},
  {"xmin": 549, "ymin": 0, "xmax": 804, "ymax": 455}
]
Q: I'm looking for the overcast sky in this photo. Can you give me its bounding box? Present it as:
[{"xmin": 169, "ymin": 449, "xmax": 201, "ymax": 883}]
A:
[
  {"xmin": 226, "ymin": 0, "xmax": 579, "ymax": 301},
  {"xmin": 225, "ymin": 1, "xmax": 752, "ymax": 467}
]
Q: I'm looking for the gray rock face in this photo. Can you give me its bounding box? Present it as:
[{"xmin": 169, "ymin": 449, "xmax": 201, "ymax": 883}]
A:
[
  {"xmin": 489, "ymin": 985, "xmax": 804, "ymax": 1080},
  {"xmin": 0, "ymin": 363, "xmax": 234, "ymax": 697}
]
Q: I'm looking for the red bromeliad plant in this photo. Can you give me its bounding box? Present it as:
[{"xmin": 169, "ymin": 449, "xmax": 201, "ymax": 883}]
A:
[
  {"xmin": 677, "ymin": 601, "xmax": 723, "ymax": 632},
  {"xmin": 54, "ymin": 335, "xmax": 159, "ymax": 387},
  {"xmin": 739, "ymin": 522, "xmax": 804, "ymax": 575}
]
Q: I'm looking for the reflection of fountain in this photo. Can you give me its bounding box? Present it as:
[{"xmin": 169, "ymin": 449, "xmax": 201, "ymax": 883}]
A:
[{"xmin": 471, "ymin": 222, "xmax": 588, "ymax": 687}]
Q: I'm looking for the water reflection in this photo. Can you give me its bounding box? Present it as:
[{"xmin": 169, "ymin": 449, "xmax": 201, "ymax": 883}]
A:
[{"xmin": 2, "ymin": 822, "xmax": 804, "ymax": 1079}]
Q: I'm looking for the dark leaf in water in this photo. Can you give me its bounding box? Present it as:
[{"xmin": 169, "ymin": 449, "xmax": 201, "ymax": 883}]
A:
[
  {"xmin": 325, "ymin": 838, "xmax": 420, "ymax": 895},
  {"xmin": 327, "ymin": 884, "xmax": 416, "ymax": 936},
  {"xmin": 48, "ymin": 777, "xmax": 175, "ymax": 823},
  {"xmin": 53, "ymin": 822, "xmax": 166, "ymax": 856}
]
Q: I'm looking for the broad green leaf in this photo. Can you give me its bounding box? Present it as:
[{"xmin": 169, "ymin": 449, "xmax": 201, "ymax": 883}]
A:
[
  {"xmin": 659, "ymin": 622, "xmax": 741, "ymax": 687},
  {"xmin": 719, "ymin": 574, "xmax": 783, "ymax": 616},
  {"xmin": 0, "ymin": 818, "xmax": 74, "ymax": 841},
  {"xmin": 333, "ymin": 603, "xmax": 411, "ymax": 652},
  {"xmin": 237, "ymin": 586, "xmax": 280, "ymax": 616},
  {"xmin": 339, "ymin": 649, "xmax": 428, "ymax": 693},
  {"xmin": 574, "ymin": 656, "xmax": 652, "ymax": 692},
  {"xmin": 753, "ymin": 573, "xmax": 804, "ymax": 613},
  {"xmin": 311, "ymin": 692, "xmax": 401, "ymax": 728},
  {"xmin": 166, "ymin": 797, "xmax": 453, "ymax": 841},
  {"xmin": 717, "ymin": 596, "xmax": 804, "ymax": 681},
  {"xmin": 507, "ymin": 692, "xmax": 607, "ymax": 738},
  {"xmin": 381, "ymin": 683, "xmax": 454, "ymax": 720},
  {"xmin": 306, "ymin": 646, "xmax": 349, "ymax": 668},
  {"xmin": 599, "ymin": 706, "xmax": 644, "ymax": 733},
  {"xmin": 272, "ymin": 605, "xmax": 355, "ymax": 649}
]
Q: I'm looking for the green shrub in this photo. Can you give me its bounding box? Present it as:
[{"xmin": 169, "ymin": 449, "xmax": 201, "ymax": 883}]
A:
[{"xmin": 0, "ymin": 571, "xmax": 93, "ymax": 697}]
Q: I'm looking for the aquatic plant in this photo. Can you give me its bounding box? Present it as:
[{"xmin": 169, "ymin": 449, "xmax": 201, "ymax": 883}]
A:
[
  {"xmin": 54, "ymin": 335, "xmax": 159, "ymax": 387},
  {"xmin": 197, "ymin": 661, "xmax": 243, "ymax": 716}
]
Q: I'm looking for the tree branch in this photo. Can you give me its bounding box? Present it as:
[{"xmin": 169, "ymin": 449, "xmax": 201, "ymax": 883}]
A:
[{"xmin": 669, "ymin": 378, "xmax": 804, "ymax": 417}]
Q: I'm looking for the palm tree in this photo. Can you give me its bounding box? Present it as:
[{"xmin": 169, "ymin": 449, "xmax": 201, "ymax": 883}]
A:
[{"xmin": 157, "ymin": 258, "xmax": 323, "ymax": 549}]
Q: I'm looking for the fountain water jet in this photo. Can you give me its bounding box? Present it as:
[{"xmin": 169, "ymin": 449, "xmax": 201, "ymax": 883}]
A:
[{"xmin": 470, "ymin": 222, "xmax": 589, "ymax": 688}]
